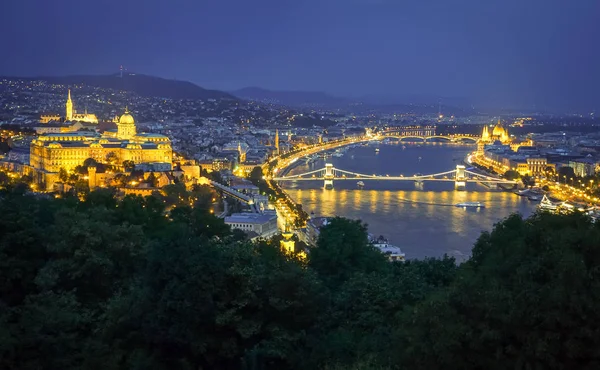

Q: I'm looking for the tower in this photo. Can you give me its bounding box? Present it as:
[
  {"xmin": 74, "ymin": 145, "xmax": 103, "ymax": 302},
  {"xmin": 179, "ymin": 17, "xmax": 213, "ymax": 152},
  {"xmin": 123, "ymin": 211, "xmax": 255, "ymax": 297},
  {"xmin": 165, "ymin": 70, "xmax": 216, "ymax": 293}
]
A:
[
  {"xmin": 481, "ymin": 125, "xmax": 490, "ymax": 142},
  {"xmin": 280, "ymin": 223, "xmax": 296, "ymax": 254},
  {"xmin": 66, "ymin": 89, "xmax": 73, "ymax": 121},
  {"xmin": 275, "ymin": 129, "xmax": 280, "ymax": 155},
  {"xmin": 88, "ymin": 166, "xmax": 97, "ymax": 190},
  {"xmin": 237, "ymin": 142, "xmax": 246, "ymax": 163}
]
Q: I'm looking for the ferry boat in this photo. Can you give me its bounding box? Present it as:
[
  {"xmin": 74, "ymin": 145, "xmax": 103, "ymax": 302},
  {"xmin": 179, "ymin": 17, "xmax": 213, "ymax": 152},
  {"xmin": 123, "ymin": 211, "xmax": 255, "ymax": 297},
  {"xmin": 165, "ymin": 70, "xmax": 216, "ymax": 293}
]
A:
[
  {"xmin": 538, "ymin": 195, "xmax": 559, "ymax": 211},
  {"xmin": 372, "ymin": 243, "xmax": 406, "ymax": 262},
  {"xmin": 455, "ymin": 202, "xmax": 485, "ymax": 208},
  {"xmin": 357, "ymin": 181, "xmax": 365, "ymax": 189},
  {"xmin": 375, "ymin": 148, "xmax": 380, "ymax": 153}
]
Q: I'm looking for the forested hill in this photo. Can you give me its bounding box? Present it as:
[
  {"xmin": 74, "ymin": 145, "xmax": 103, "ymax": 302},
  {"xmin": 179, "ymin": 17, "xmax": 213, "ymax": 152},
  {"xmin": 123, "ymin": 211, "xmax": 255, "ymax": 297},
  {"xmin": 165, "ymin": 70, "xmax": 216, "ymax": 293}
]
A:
[
  {"xmin": 1, "ymin": 176, "xmax": 600, "ymax": 369},
  {"xmin": 8, "ymin": 73, "xmax": 237, "ymax": 101}
]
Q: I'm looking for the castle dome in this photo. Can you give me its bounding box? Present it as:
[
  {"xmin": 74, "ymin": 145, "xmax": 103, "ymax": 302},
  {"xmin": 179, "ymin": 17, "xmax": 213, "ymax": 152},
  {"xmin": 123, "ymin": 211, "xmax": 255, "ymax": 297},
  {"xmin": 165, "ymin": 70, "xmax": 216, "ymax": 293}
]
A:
[{"xmin": 119, "ymin": 109, "xmax": 135, "ymax": 125}]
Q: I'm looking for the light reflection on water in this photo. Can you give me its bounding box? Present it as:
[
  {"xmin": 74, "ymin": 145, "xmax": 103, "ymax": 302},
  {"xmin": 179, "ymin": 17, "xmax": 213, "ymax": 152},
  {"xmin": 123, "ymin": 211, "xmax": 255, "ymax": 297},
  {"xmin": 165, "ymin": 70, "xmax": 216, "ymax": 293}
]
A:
[{"xmin": 281, "ymin": 143, "xmax": 536, "ymax": 261}]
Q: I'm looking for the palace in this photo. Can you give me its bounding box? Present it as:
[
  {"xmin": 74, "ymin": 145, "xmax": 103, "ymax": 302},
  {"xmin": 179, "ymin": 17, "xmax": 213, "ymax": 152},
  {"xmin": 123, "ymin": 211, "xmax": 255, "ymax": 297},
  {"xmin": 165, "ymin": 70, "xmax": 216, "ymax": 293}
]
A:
[
  {"xmin": 481, "ymin": 120, "xmax": 510, "ymax": 144},
  {"xmin": 40, "ymin": 90, "xmax": 98, "ymax": 124},
  {"xmin": 30, "ymin": 108, "xmax": 172, "ymax": 188}
]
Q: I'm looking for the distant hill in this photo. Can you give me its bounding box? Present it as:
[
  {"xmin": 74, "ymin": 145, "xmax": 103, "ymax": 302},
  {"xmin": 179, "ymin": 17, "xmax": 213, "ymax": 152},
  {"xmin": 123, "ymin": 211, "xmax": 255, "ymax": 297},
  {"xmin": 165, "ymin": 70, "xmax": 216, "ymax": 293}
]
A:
[
  {"xmin": 232, "ymin": 87, "xmax": 470, "ymax": 115},
  {"xmin": 12, "ymin": 73, "xmax": 237, "ymax": 101},
  {"xmin": 231, "ymin": 87, "xmax": 351, "ymax": 107}
]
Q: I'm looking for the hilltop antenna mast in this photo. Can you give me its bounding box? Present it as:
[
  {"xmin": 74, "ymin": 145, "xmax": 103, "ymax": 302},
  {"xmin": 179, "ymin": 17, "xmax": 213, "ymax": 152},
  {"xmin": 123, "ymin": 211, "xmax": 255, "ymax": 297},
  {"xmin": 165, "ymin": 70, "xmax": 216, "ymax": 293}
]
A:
[{"xmin": 120, "ymin": 65, "xmax": 123, "ymax": 78}]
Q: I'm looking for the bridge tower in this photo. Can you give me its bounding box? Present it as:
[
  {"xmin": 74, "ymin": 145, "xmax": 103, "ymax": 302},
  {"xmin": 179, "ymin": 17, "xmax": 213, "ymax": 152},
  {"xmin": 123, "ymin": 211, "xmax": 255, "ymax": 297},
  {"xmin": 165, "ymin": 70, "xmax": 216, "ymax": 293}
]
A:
[
  {"xmin": 324, "ymin": 163, "xmax": 334, "ymax": 189},
  {"xmin": 455, "ymin": 164, "xmax": 466, "ymax": 188}
]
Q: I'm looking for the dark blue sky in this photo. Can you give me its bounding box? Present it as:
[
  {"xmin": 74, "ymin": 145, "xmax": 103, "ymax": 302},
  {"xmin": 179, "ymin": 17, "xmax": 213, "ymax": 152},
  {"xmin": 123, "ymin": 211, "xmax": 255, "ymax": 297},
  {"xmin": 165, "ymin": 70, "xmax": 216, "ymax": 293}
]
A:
[{"xmin": 1, "ymin": 0, "xmax": 599, "ymax": 112}]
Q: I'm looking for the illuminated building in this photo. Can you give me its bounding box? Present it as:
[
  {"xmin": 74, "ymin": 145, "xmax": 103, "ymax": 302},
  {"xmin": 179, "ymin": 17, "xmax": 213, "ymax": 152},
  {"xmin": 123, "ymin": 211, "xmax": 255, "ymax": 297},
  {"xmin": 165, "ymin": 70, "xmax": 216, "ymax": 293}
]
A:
[
  {"xmin": 280, "ymin": 229, "xmax": 296, "ymax": 254},
  {"xmin": 30, "ymin": 108, "xmax": 172, "ymax": 188},
  {"xmin": 525, "ymin": 157, "xmax": 548, "ymax": 175},
  {"xmin": 39, "ymin": 90, "xmax": 98, "ymax": 124},
  {"xmin": 275, "ymin": 129, "xmax": 280, "ymax": 155},
  {"xmin": 481, "ymin": 120, "xmax": 510, "ymax": 144},
  {"xmin": 224, "ymin": 212, "xmax": 278, "ymax": 239}
]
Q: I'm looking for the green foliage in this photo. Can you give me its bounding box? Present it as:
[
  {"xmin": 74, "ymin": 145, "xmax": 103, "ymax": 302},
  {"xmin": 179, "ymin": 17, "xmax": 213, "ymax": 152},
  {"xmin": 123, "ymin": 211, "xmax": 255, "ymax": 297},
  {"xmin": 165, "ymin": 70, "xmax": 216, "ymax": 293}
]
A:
[
  {"xmin": 558, "ymin": 166, "xmax": 576, "ymax": 180},
  {"xmin": 83, "ymin": 157, "xmax": 98, "ymax": 168},
  {"xmin": 397, "ymin": 212, "xmax": 600, "ymax": 369},
  {"xmin": 122, "ymin": 160, "xmax": 135, "ymax": 172},
  {"xmin": 521, "ymin": 174, "xmax": 535, "ymax": 187},
  {"xmin": 503, "ymin": 169, "xmax": 520, "ymax": 180},
  {"xmin": 310, "ymin": 217, "xmax": 389, "ymax": 286},
  {"xmin": 2, "ymin": 187, "xmax": 600, "ymax": 369}
]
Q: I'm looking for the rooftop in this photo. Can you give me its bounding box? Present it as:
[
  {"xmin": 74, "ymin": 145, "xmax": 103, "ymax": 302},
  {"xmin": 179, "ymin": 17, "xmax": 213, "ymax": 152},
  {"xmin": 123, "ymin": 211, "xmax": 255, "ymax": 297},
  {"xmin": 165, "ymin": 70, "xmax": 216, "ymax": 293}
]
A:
[{"xmin": 225, "ymin": 213, "xmax": 277, "ymax": 224}]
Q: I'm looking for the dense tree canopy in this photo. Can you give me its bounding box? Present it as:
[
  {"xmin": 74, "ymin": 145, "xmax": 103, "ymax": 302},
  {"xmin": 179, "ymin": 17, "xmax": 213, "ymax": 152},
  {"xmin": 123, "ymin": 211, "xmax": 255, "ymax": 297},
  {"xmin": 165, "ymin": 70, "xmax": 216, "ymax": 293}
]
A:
[{"xmin": 1, "ymin": 181, "xmax": 600, "ymax": 369}]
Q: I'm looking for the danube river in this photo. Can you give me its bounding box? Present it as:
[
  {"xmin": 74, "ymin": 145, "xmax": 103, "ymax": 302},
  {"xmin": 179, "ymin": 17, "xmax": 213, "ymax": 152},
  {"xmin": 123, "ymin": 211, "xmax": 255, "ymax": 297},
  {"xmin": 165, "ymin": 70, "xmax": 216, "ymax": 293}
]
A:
[{"xmin": 281, "ymin": 142, "xmax": 537, "ymax": 261}]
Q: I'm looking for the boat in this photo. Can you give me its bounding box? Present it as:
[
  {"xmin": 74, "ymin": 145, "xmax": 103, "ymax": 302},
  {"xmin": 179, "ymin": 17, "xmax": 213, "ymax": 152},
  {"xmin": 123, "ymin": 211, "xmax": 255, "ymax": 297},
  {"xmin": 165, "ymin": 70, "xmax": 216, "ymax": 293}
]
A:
[
  {"xmin": 372, "ymin": 243, "xmax": 406, "ymax": 262},
  {"xmin": 357, "ymin": 181, "xmax": 365, "ymax": 188},
  {"xmin": 538, "ymin": 195, "xmax": 558, "ymax": 211},
  {"xmin": 455, "ymin": 202, "xmax": 485, "ymax": 208},
  {"xmin": 527, "ymin": 195, "xmax": 541, "ymax": 201},
  {"xmin": 375, "ymin": 148, "xmax": 380, "ymax": 153}
]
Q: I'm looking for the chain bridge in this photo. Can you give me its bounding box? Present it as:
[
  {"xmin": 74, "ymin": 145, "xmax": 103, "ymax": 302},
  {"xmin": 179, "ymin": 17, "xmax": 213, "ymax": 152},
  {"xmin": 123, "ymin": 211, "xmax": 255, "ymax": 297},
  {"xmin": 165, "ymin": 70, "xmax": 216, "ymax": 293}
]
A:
[{"xmin": 270, "ymin": 164, "xmax": 517, "ymax": 189}]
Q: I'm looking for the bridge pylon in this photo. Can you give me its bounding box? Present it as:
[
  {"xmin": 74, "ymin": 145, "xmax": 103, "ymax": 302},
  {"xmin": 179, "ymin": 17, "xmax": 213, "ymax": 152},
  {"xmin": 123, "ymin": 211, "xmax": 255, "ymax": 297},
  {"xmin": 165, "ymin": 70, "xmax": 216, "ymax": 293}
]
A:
[
  {"xmin": 324, "ymin": 163, "xmax": 334, "ymax": 189},
  {"xmin": 455, "ymin": 164, "xmax": 466, "ymax": 188}
]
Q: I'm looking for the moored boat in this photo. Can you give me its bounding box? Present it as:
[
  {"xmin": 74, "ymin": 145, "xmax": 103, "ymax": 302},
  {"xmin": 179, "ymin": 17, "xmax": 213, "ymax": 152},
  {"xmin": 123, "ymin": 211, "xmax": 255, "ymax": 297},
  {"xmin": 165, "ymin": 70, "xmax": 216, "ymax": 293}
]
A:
[
  {"xmin": 455, "ymin": 202, "xmax": 485, "ymax": 208},
  {"xmin": 538, "ymin": 194, "xmax": 559, "ymax": 211},
  {"xmin": 372, "ymin": 242, "xmax": 406, "ymax": 262}
]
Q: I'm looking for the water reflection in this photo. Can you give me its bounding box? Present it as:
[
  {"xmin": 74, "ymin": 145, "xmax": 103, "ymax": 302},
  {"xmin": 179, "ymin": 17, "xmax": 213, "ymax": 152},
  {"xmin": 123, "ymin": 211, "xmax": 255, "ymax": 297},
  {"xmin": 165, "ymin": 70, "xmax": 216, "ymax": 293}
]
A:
[{"xmin": 282, "ymin": 144, "xmax": 536, "ymax": 261}]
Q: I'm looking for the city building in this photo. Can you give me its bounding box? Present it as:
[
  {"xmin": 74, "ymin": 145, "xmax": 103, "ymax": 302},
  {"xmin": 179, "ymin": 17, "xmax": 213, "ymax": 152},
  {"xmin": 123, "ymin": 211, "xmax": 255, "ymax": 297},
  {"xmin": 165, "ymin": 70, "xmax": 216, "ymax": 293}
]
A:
[
  {"xmin": 526, "ymin": 157, "xmax": 549, "ymax": 176},
  {"xmin": 481, "ymin": 120, "xmax": 510, "ymax": 144},
  {"xmin": 30, "ymin": 108, "xmax": 172, "ymax": 189},
  {"xmin": 224, "ymin": 212, "xmax": 278, "ymax": 239},
  {"xmin": 569, "ymin": 158, "xmax": 597, "ymax": 177},
  {"xmin": 40, "ymin": 90, "xmax": 98, "ymax": 124}
]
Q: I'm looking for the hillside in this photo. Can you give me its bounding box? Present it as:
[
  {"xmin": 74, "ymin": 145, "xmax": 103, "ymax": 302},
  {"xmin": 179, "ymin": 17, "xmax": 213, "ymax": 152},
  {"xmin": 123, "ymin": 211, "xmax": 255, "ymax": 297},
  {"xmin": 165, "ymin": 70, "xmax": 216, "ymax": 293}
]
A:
[
  {"xmin": 232, "ymin": 87, "xmax": 350, "ymax": 107},
  {"xmin": 232, "ymin": 87, "xmax": 469, "ymax": 115},
  {"xmin": 16, "ymin": 73, "xmax": 237, "ymax": 101}
]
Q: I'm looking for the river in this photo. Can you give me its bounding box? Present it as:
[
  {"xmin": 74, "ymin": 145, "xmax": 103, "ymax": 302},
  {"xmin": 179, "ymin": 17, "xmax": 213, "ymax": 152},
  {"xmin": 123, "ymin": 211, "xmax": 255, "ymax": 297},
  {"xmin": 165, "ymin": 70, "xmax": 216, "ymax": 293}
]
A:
[{"xmin": 280, "ymin": 141, "xmax": 537, "ymax": 261}]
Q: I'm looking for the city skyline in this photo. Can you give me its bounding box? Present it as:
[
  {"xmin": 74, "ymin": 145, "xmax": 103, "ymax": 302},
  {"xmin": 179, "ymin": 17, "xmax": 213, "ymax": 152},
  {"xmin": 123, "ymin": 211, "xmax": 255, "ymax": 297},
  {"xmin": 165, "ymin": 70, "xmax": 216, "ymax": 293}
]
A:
[{"xmin": 1, "ymin": 0, "xmax": 599, "ymax": 112}]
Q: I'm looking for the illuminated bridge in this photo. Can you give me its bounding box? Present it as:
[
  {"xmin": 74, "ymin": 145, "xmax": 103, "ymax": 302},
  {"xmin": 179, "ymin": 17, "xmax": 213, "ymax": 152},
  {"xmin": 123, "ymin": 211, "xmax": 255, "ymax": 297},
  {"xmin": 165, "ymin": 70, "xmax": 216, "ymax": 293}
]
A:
[
  {"xmin": 270, "ymin": 164, "xmax": 517, "ymax": 189},
  {"xmin": 384, "ymin": 134, "xmax": 479, "ymax": 142}
]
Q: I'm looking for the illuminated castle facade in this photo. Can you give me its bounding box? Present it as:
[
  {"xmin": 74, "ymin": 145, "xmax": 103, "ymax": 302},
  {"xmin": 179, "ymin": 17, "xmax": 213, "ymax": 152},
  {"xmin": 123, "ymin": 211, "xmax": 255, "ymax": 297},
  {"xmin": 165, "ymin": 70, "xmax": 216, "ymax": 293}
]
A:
[
  {"xmin": 31, "ymin": 108, "xmax": 172, "ymax": 176},
  {"xmin": 481, "ymin": 120, "xmax": 510, "ymax": 144},
  {"xmin": 40, "ymin": 90, "xmax": 98, "ymax": 124}
]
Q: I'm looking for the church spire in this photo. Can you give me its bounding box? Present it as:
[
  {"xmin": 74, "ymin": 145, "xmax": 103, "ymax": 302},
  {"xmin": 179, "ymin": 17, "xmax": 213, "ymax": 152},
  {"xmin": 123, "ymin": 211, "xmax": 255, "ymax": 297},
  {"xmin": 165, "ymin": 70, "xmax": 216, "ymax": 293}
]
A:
[{"xmin": 65, "ymin": 89, "xmax": 73, "ymax": 121}]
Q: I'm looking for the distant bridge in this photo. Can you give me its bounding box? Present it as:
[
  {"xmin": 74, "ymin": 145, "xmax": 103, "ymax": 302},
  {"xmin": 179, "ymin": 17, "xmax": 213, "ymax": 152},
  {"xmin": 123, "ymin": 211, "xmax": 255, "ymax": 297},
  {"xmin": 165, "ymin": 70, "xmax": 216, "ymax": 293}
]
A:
[
  {"xmin": 270, "ymin": 164, "xmax": 516, "ymax": 189},
  {"xmin": 383, "ymin": 134, "xmax": 479, "ymax": 142}
]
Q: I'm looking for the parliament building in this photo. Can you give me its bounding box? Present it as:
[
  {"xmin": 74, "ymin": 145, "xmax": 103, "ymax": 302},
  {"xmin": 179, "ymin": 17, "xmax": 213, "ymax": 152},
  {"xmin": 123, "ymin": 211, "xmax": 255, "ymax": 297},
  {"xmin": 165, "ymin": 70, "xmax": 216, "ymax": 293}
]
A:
[{"xmin": 30, "ymin": 108, "xmax": 173, "ymax": 188}]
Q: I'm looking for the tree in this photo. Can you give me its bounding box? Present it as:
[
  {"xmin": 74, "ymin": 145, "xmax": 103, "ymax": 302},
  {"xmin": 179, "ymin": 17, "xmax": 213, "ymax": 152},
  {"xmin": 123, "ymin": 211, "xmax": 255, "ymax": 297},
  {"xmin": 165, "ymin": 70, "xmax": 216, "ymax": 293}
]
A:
[
  {"xmin": 398, "ymin": 213, "xmax": 600, "ymax": 369},
  {"xmin": 105, "ymin": 151, "xmax": 118, "ymax": 165},
  {"xmin": 83, "ymin": 158, "xmax": 98, "ymax": 168},
  {"xmin": 521, "ymin": 174, "xmax": 535, "ymax": 188},
  {"xmin": 558, "ymin": 166, "xmax": 576, "ymax": 182},
  {"xmin": 503, "ymin": 169, "xmax": 520, "ymax": 181},
  {"xmin": 145, "ymin": 171, "xmax": 158, "ymax": 187},
  {"xmin": 101, "ymin": 239, "xmax": 324, "ymax": 369},
  {"xmin": 122, "ymin": 160, "xmax": 135, "ymax": 172},
  {"xmin": 58, "ymin": 168, "xmax": 68, "ymax": 183},
  {"xmin": 249, "ymin": 166, "xmax": 263, "ymax": 184},
  {"xmin": 309, "ymin": 217, "xmax": 389, "ymax": 287},
  {"xmin": 74, "ymin": 165, "xmax": 87, "ymax": 175}
]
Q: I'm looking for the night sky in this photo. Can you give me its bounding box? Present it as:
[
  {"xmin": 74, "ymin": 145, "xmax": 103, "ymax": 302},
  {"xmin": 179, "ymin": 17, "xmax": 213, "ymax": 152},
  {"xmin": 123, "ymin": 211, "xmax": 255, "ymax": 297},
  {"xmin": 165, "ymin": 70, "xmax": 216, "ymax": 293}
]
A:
[{"xmin": 1, "ymin": 0, "xmax": 599, "ymax": 112}]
